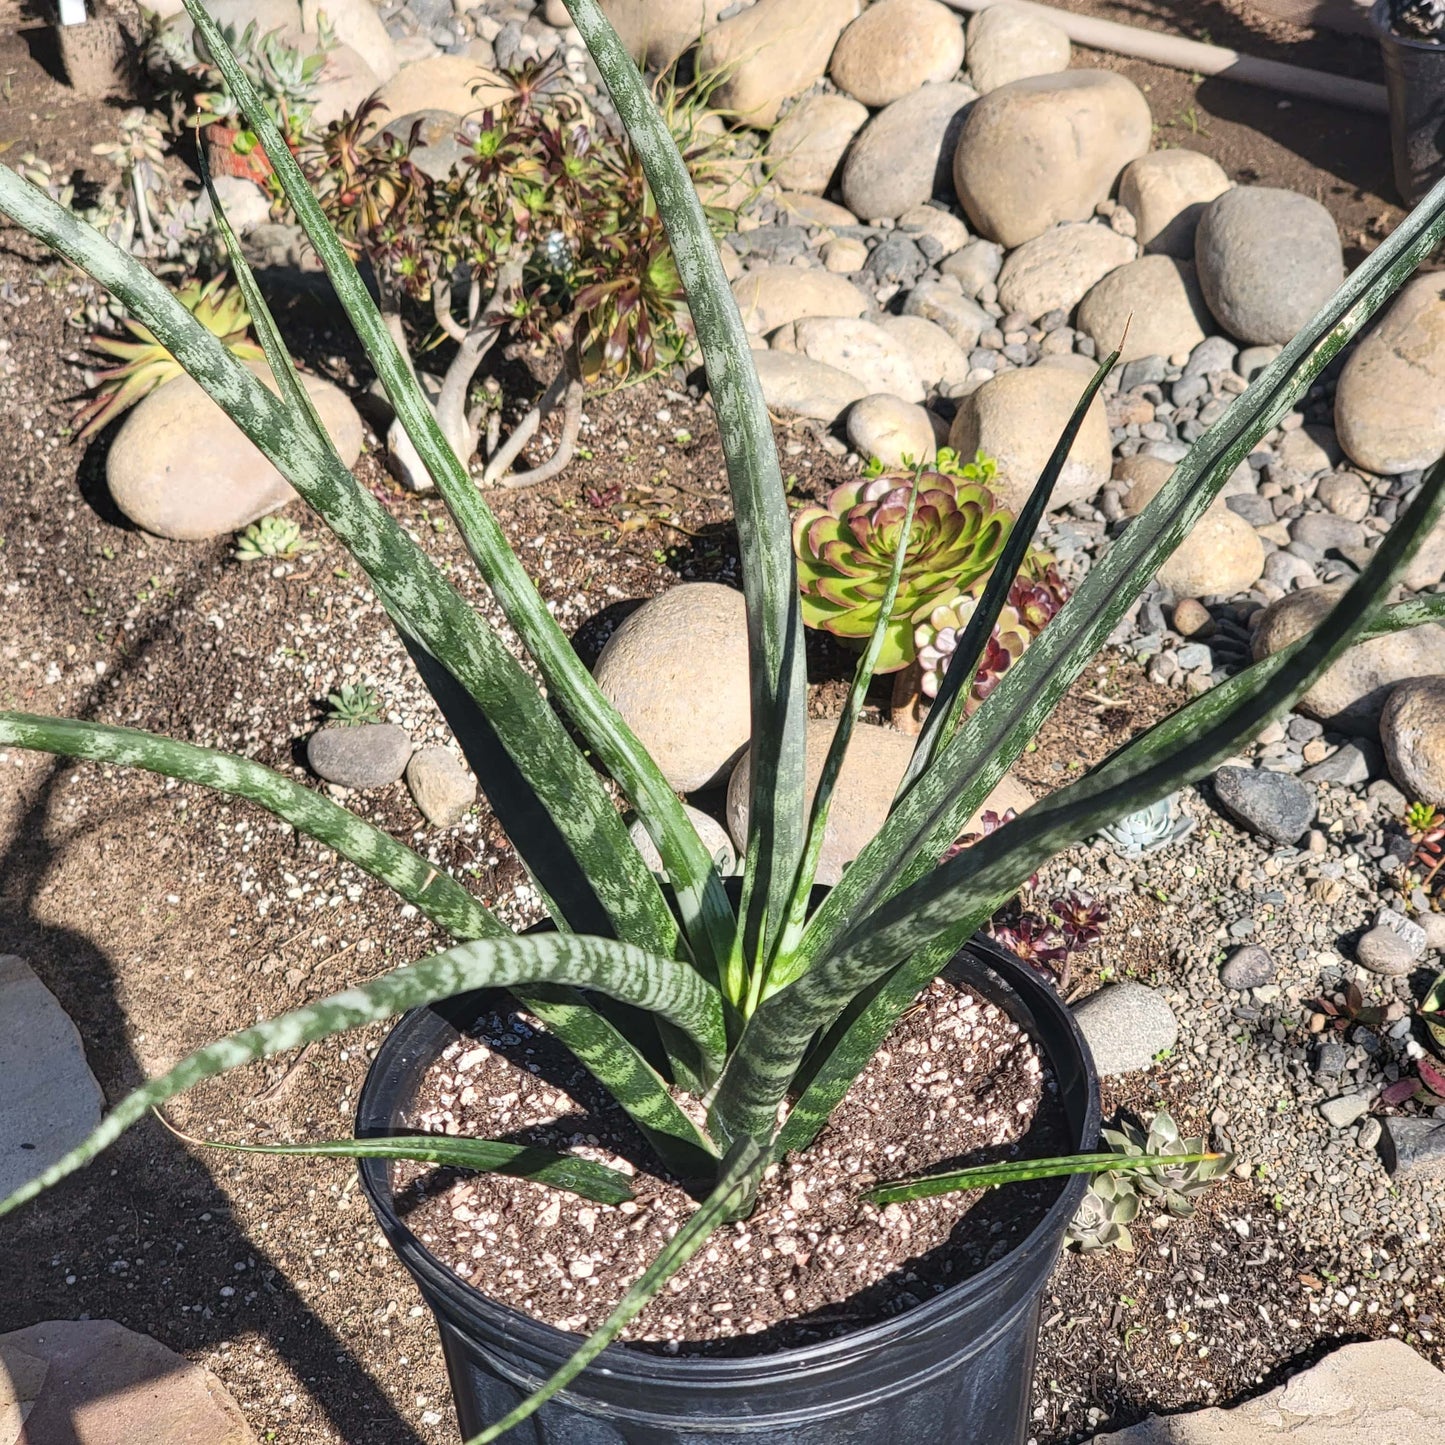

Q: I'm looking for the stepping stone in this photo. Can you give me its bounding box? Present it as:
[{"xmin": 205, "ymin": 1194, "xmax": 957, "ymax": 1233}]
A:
[
  {"xmin": 0, "ymin": 1319, "xmax": 255, "ymax": 1443},
  {"xmin": 1090, "ymin": 1338, "xmax": 1445, "ymax": 1443},
  {"xmin": 0, "ymin": 955, "xmax": 104, "ymax": 1199}
]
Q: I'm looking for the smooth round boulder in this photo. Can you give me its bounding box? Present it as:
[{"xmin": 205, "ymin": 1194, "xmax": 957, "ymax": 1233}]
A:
[
  {"xmin": 107, "ymin": 365, "xmax": 363, "ymax": 541},
  {"xmin": 878, "ymin": 314, "xmax": 971, "ymax": 390},
  {"xmin": 308, "ymin": 723, "xmax": 413, "ymax": 790},
  {"xmin": 841, "ymin": 82, "xmax": 977, "ymax": 222},
  {"xmin": 995, "ymin": 222, "xmax": 1136, "ymax": 321},
  {"xmin": 629, "ymin": 804, "xmax": 737, "ymax": 880},
  {"xmin": 941, "ymin": 236, "xmax": 1005, "ymax": 298},
  {"xmin": 1381, "ymin": 677, "xmax": 1445, "ymax": 807},
  {"xmin": 830, "ymin": 0, "xmax": 965, "ymax": 107},
  {"xmin": 1117, "ymin": 149, "xmax": 1231, "ymax": 258},
  {"xmin": 1335, "ymin": 273, "xmax": 1445, "ymax": 476},
  {"xmin": 731, "ymin": 265, "xmax": 869, "ymax": 334},
  {"xmin": 965, "ymin": 1, "xmax": 1070, "ymax": 93},
  {"xmin": 726, "ymin": 718, "xmax": 1034, "ymax": 885},
  {"xmin": 753, "ymin": 351, "xmax": 868, "ymax": 421},
  {"xmin": 1251, "ymin": 583, "xmax": 1445, "ymax": 734},
  {"xmin": 594, "ymin": 584, "xmax": 752, "ymax": 793},
  {"xmin": 765, "ymin": 93, "xmax": 869, "ymax": 195},
  {"xmin": 846, "ymin": 394, "xmax": 937, "ymax": 468},
  {"xmin": 952, "ymin": 71, "xmax": 1152, "ymax": 248},
  {"xmin": 1194, "ymin": 187, "xmax": 1344, "ymax": 346},
  {"xmin": 782, "ymin": 316, "xmax": 924, "ymax": 401},
  {"xmin": 1077, "ymin": 255, "xmax": 1213, "ymax": 362},
  {"xmin": 948, "ymin": 362, "xmax": 1112, "ymax": 511}
]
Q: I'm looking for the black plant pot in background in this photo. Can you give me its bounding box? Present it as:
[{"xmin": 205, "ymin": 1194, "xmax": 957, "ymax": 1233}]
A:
[
  {"xmin": 356, "ymin": 938, "xmax": 1100, "ymax": 1445},
  {"xmin": 1373, "ymin": 0, "xmax": 1445, "ymax": 204}
]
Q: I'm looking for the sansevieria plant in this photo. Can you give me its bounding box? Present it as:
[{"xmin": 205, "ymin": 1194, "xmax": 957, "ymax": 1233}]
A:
[{"xmin": 5, "ymin": 2, "xmax": 1445, "ymax": 1438}]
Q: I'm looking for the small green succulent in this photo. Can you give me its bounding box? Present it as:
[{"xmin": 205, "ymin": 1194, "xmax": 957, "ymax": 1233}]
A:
[
  {"xmin": 325, "ymin": 683, "xmax": 384, "ymax": 727},
  {"xmin": 234, "ymin": 514, "xmax": 314, "ymax": 561},
  {"xmin": 792, "ymin": 465, "xmax": 1013, "ymax": 671},
  {"xmin": 1102, "ymin": 1111, "xmax": 1234, "ymax": 1218},
  {"xmin": 1067, "ymin": 1171, "xmax": 1139, "ymax": 1252}
]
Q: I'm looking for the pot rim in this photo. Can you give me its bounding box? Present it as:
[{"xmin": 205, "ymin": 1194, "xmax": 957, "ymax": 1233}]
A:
[
  {"xmin": 356, "ymin": 934, "xmax": 1100, "ymax": 1381},
  {"xmin": 1371, "ymin": 0, "xmax": 1445, "ymax": 49}
]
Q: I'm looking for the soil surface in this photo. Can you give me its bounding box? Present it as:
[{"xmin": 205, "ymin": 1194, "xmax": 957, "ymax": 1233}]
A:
[{"xmin": 1, "ymin": 3, "xmax": 1440, "ymax": 1444}]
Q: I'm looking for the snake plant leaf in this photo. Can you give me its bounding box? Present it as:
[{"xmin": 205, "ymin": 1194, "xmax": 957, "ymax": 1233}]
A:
[
  {"xmin": 865, "ymin": 1150, "xmax": 1220, "ymax": 1205},
  {"xmin": 900, "ymin": 346, "xmax": 1119, "ymax": 795},
  {"xmin": 792, "ymin": 167, "xmax": 1445, "ymax": 983},
  {"xmin": 563, "ymin": 0, "xmax": 807, "ymax": 984},
  {"xmin": 464, "ymin": 1138, "xmax": 765, "ymax": 1445},
  {"xmin": 0, "ymin": 163, "xmax": 680, "ymax": 962},
  {"xmin": 184, "ymin": 1131, "xmax": 637, "ymax": 1205},
  {"xmin": 181, "ymin": 0, "xmax": 738, "ymax": 988},
  {"xmin": 711, "ymin": 451, "xmax": 1445, "ymax": 1148},
  {"xmin": 0, "ymin": 932, "xmax": 725, "ymax": 1220}
]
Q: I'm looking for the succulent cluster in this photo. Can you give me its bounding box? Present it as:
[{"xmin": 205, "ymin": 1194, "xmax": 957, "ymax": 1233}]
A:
[
  {"xmin": 1101, "ymin": 1112, "xmax": 1234, "ymax": 1219},
  {"xmin": 989, "ymin": 887, "xmax": 1108, "ymax": 992},
  {"xmin": 325, "ymin": 683, "xmax": 384, "ymax": 727},
  {"xmin": 1401, "ymin": 800, "xmax": 1445, "ymax": 895},
  {"xmin": 74, "ymin": 273, "xmax": 264, "ymax": 440},
  {"xmin": 1067, "ymin": 1171, "xmax": 1140, "ymax": 1252},
  {"xmin": 235, "ymin": 514, "xmax": 314, "ymax": 562},
  {"xmin": 1096, "ymin": 791, "xmax": 1195, "ymax": 859}
]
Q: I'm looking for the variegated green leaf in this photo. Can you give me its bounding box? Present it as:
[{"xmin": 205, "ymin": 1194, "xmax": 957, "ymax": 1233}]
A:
[{"xmin": 865, "ymin": 1150, "xmax": 1219, "ymax": 1204}]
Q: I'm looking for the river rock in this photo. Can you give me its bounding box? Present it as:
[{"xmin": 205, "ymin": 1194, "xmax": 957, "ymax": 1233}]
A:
[
  {"xmin": 898, "ymin": 203, "xmax": 972, "ymax": 257},
  {"xmin": 725, "ymin": 718, "xmax": 1034, "ymax": 885},
  {"xmin": 948, "ymin": 362, "xmax": 1112, "ymax": 510},
  {"xmin": 405, "ymin": 747, "xmax": 475, "ymax": 827},
  {"xmin": 1381, "ymin": 677, "xmax": 1445, "ymax": 806},
  {"xmin": 841, "ymin": 81, "xmax": 977, "ymax": 222},
  {"xmin": 628, "ymin": 805, "xmax": 737, "ymax": 880},
  {"xmin": 698, "ymin": 0, "xmax": 859, "ymax": 126},
  {"xmin": 879, "ymin": 314, "xmax": 971, "ymax": 390},
  {"xmin": 1380, "ymin": 1118, "xmax": 1445, "ymax": 1181},
  {"xmin": 0, "ymin": 1320, "xmax": 256, "ymax": 1445},
  {"xmin": 1195, "ymin": 186, "xmax": 1344, "ymax": 346},
  {"xmin": 1251, "ymin": 583, "xmax": 1445, "ymax": 733},
  {"xmin": 1, "ymin": 955, "xmax": 104, "ymax": 1199},
  {"xmin": 1356, "ymin": 924, "xmax": 1418, "ymax": 978},
  {"xmin": 901, "ymin": 278, "xmax": 991, "ymax": 349},
  {"xmin": 1220, "ymin": 945, "xmax": 1276, "ymax": 991},
  {"xmin": 303, "ymin": 0, "xmax": 398, "ymax": 81},
  {"xmin": 1072, "ymin": 982, "xmax": 1178, "ymax": 1076},
  {"xmin": 599, "ymin": 0, "xmax": 729, "ymax": 69},
  {"xmin": 1335, "ymin": 273, "xmax": 1445, "ymax": 475},
  {"xmin": 1117, "ymin": 148, "xmax": 1231, "ymax": 258},
  {"xmin": 830, "ymin": 0, "xmax": 965, "ymax": 107},
  {"xmin": 307, "ymin": 723, "xmax": 413, "ymax": 789},
  {"xmin": 201, "ymin": 174, "xmax": 271, "ymax": 233},
  {"xmin": 364, "ymin": 55, "xmax": 511, "ymax": 136},
  {"xmin": 941, "ymin": 236, "xmax": 1005, "ymax": 298},
  {"xmin": 107, "ymin": 365, "xmax": 363, "ymax": 542},
  {"xmin": 731, "ymin": 265, "xmax": 868, "ymax": 334},
  {"xmin": 594, "ymin": 584, "xmax": 751, "ymax": 792},
  {"xmin": 782, "ymin": 316, "xmax": 924, "ymax": 401},
  {"xmin": 765, "ymin": 93, "xmax": 869, "ymax": 194},
  {"xmin": 776, "ymin": 192, "xmax": 859, "ymax": 228},
  {"xmin": 1212, "ymin": 764, "xmax": 1316, "ymax": 844},
  {"xmin": 996, "ymin": 222, "xmax": 1136, "ymax": 322},
  {"xmin": 965, "ymin": 1, "xmax": 1070, "ymax": 92},
  {"xmin": 1077, "ymin": 255, "xmax": 1212, "ymax": 362},
  {"xmin": 753, "ymin": 351, "xmax": 869, "ymax": 421},
  {"xmin": 847, "ymin": 394, "xmax": 937, "ymax": 468},
  {"xmin": 952, "ymin": 70, "xmax": 1152, "ymax": 248}
]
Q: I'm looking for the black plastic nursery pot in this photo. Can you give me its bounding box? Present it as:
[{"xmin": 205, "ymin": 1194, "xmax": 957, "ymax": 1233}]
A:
[
  {"xmin": 357, "ymin": 937, "xmax": 1100, "ymax": 1445},
  {"xmin": 1373, "ymin": 0, "xmax": 1445, "ymax": 204}
]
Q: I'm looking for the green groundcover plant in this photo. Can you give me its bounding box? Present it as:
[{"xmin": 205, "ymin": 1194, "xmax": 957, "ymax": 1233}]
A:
[{"xmin": 5, "ymin": 2, "xmax": 1445, "ymax": 1438}]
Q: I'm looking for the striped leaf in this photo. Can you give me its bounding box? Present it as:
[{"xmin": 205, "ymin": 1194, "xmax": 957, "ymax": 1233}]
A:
[
  {"xmin": 712, "ymin": 449, "xmax": 1445, "ymax": 1148},
  {"xmin": 0, "ymin": 163, "xmax": 679, "ymax": 959},
  {"xmin": 185, "ymin": 1132, "xmax": 636, "ymax": 1204},
  {"xmin": 183, "ymin": 0, "xmax": 737, "ymax": 984},
  {"xmin": 464, "ymin": 1138, "xmax": 765, "ymax": 1444},
  {"xmin": 866, "ymin": 1151, "xmax": 1219, "ymax": 1204},
  {"xmin": 792, "ymin": 169, "xmax": 1445, "ymax": 980},
  {"xmin": 563, "ymin": 0, "xmax": 808, "ymax": 988},
  {"xmin": 0, "ymin": 932, "xmax": 724, "ymax": 1218}
]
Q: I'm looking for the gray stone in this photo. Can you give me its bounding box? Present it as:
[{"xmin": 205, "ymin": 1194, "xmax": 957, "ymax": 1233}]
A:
[
  {"xmin": 1076, "ymin": 255, "xmax": 1211, "ymax": 363},
  {"xmin": 1182, "ymin": 334, "xmax": 1239, "ymax": 378},
  {"xmin": 1236, "ymin": 343, "xmax": 1280, "ymax": 380},
  {"xmin": 1300, "ymin": 739, "xmax": 1378, "ymax": 786},
  {"xmin": 1211, "ymin": 765, "xmax": 1315, "ymax": 844},
  {"xmin": 897, "ymin": 203, "xmax": 972, "ymax": 258},
  {"xmin": 1355, "ymin": 926, "xmax": 1417, "ymax": 977},
  {"xmin": 841, "ymin": 82, "xmax": 977, "ymax": 222},
  {"xmin": 594, "ymin": 584, "xmax": 751, "ymax": 794},
  {"xmin": 1316, "ymin": 471, "xmax": 1372, "ymax": 522},
  {"xmin": 597, "ymin": 0, "xmax": 731, "ymax": 70},
  {"xmin": 953, "ymin": 70, "xmax": 1152, "ymax": 248},
  {"xmin": 878, "ymin": 314, "xmax": 971, "ymax": 390},
  {"xmin": 901, "ymin": 279, "xmax": 991, "ymax": 350},
  {"xmin": 995, "ymin": 222, "xmax": 1136, "ymax": 322},
  {"xmin": 628, "ymin": 805, "xmax": 737, "ymax": 880},
  {"xmin": 782, "ymin": 316, "xmax": 924, "ymax": 401},
  {"xmin": 405, "ymin": 746, "xmax": 475, "ymax": 827},
  {"xmin": 307, "ymin": 723, "xmax": 413, "ymax": 789},
  {"xmin": 1195, "ymin": 187, "xmax": 1345, "ymax": 346},
  {"xmin": 1314, "ymin": 1038, "xmax": 1347, "ymax": 1078},
  {"xmin": 965, "ymin": 1, "xmax": 1070, "ymax": 93},
  {"xmin": 731, "ymin": 266, "xmax": 868, "ymax": 335},
  {"xmin": 0, "ymin": 1319, "xmax": 256, "ymax": 1444},
  {"xmin": 1377, "ymin": 905, "xmax": 1428, "ymax": 955},
  {"xmin": 752, "ymin": 350, "xmax": 869, "ymax": 421},
  {"xmin": 1090, "ymin": 1338, "xmax": 1445, "ymax": 1444},
  {"xmin": 1220, "ymin": 945, "xmax": 1275, "ymax": 991},
  {"xmin": 0, "ymin": 955, "xmax": 104, "ymax": 1200},
  {"xmin": 1380, "ymin": 1117, "xmax": 1445, "ymax": 1180},
  {"xmin": 1381, "ymin": 677, "xmax": 1445, "ymax": 807},
  {"xmin": 1320, "ymin": 1092, "xmax": 1372, "ymax": 1129},
  {"xmin": 846, "ymin": 394, "xmax": 937, "ymax": 468},
  {"xmin": 1117, "ymin": 148, "xmax": 1231, "ymax": 258},
  {"xmin": 830, "ymin": 0, "xmax": 964, "ymax": 108},
  {"xmin": 1072, "ymin": 982, "xmax": 1179, "ymax": 1076},
  {"xmin": 941, "ymin": 237, "xmax": 1005, "ymax": 298},
  {"xmin": 765, "ymin": 93, "xmax": 869, "ymax": 195},
  {"xmin": 1290, "ymin": 513, "xmax": 1364, "ymax": 553}
]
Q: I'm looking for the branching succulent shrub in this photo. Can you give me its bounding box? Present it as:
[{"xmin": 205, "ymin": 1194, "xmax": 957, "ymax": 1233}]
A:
[{"xmin": 4, "ymin": 2, "xmax": 1445, "ymax": 1439}]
